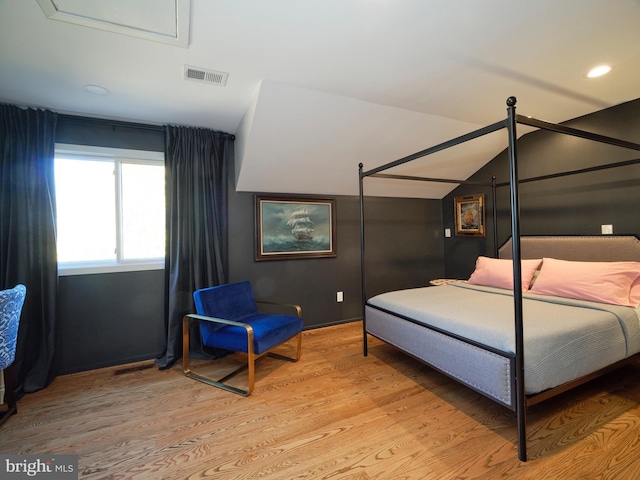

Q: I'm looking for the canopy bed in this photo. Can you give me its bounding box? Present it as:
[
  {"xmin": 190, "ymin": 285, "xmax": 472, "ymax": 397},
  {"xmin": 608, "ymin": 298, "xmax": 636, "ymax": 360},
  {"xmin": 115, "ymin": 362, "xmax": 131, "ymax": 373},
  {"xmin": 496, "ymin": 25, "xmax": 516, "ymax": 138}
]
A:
[{"xmin": 358, "ymin": 97, "xmax": 640, "ymax": 461}]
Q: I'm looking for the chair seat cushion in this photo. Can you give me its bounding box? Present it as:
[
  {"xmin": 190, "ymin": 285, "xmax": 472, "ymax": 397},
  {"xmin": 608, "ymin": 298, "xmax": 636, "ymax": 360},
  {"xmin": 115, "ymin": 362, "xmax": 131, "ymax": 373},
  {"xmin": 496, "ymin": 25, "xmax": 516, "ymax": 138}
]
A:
[{"xmin": 201, "ymin": 314, "xmax": 302, "ymax": 355}]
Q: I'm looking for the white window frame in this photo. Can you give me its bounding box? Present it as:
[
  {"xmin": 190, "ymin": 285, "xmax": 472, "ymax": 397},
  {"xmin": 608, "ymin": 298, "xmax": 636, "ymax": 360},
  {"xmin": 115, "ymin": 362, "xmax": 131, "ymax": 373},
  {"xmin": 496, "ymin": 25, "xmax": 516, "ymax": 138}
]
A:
[{"xmin": 55, "ymin": 143, "xmax": 165, "ymax": 276}]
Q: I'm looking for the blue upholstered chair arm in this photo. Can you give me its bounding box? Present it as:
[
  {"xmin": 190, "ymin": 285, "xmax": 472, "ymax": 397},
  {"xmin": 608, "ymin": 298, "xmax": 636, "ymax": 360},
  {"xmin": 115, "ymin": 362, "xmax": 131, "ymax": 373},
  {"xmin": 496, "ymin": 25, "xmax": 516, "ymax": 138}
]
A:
[
  {"xmin": 256, "ymin": 300, "xmax": 302, "ymax": 318},
  {"xmin": 183, "ymin": 313, "xmax": 256, "ymax": 356},
  {"xmin": 184, "ymin": 297, "xmax": 302, "ymax": 332},
  {"xmin": 185, "ymin": 313, "xmax": 252, "ymax": 328}
]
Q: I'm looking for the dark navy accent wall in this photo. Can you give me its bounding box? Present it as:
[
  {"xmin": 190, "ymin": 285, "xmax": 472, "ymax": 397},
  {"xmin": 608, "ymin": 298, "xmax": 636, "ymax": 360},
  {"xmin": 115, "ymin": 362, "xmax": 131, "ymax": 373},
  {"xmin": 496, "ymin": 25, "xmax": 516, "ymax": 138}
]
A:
[
  {"xmin": 443, "ymin": 98, "xmax": 640, "ymax": 279},
  {"xmin": 228, "ymin": 190, "xmax": 444, "ymax": 329},
  {"xmin": 57, "ymin": 270, "xmax": 165, "ymax": 374}
]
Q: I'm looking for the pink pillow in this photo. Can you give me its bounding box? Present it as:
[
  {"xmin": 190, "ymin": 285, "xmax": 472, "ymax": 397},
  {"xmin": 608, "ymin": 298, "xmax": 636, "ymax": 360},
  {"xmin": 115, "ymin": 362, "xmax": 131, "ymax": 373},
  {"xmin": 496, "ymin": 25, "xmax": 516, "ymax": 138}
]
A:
[
  {"xmin": 529, "ymin": 258, "xmax": 640, "ymax": 308},
  {"xmin": 467, "ymin": 257, "xmax": 542, "ymax": 291},
  {"xmin": 631, "ymin": 276, "xmax": 640, "ymax": 307}
]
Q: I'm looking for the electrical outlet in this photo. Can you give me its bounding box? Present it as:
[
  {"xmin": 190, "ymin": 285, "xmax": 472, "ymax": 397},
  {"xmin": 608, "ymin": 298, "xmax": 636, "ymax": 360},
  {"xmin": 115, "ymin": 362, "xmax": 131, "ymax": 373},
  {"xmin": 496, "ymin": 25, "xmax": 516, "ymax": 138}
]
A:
[
  {"xmin": 336, "ymin": 291, "xmax": 343, "ymax": 302},
  {"xmin": 601, "ymin": 224, "xmax": 613, "ymax": 235}
]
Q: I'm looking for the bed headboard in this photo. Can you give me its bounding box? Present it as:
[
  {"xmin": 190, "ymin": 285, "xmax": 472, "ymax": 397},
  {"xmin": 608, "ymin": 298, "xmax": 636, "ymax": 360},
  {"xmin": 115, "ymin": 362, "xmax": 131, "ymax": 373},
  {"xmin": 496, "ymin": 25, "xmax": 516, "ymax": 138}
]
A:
[{"xmin": 498, "ymin": 235, "xmax": 640, "ymax": 262}]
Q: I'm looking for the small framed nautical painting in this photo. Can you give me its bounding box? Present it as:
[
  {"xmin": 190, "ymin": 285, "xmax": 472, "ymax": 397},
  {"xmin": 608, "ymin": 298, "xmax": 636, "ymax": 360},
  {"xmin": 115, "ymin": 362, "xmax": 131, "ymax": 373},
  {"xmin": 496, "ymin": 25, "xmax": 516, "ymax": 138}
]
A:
[
  {"xmin": 454, "ymin": 194, "xmax": 485, "ymax": 237},
  {"xmin": 255, "ymin": 195, "xmax": 337, "ymax": 261}
]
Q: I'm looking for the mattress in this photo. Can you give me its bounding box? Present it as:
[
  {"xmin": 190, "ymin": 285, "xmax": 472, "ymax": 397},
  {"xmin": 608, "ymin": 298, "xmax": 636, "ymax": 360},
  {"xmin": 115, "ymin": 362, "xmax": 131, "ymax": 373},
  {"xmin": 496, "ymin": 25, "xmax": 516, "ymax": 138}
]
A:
[{"xmin": 366, "ymin": 282, "xmax": 640, "ymax": 395}]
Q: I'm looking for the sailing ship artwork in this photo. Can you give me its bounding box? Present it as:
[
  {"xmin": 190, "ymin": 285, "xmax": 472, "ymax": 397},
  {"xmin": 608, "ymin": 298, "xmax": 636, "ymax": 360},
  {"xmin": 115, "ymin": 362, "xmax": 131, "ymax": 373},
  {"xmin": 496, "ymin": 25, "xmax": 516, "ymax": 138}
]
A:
[
  {"xmin": 287, "ymin": 206, "xmax": 315, "ymax": 241},
  {"xmin": 256, "ymin": 196, "xmax": 336, "ymax": 260}
]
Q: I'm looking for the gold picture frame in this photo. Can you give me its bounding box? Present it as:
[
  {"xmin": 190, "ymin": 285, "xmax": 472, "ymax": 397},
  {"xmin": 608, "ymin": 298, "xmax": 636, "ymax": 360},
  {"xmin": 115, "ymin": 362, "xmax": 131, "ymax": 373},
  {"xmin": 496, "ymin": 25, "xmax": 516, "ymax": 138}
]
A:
[{"xmin": 454, "ymin": 194, "xmax": 485, "ymax": 237}]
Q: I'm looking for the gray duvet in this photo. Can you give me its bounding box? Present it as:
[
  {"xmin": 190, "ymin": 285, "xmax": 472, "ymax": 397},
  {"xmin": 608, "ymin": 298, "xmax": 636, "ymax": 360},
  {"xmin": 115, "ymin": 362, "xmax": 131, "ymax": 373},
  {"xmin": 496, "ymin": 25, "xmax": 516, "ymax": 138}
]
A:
[{"xmin": 367, "ymin": 283, "xmax": 640, "ymax": 395}]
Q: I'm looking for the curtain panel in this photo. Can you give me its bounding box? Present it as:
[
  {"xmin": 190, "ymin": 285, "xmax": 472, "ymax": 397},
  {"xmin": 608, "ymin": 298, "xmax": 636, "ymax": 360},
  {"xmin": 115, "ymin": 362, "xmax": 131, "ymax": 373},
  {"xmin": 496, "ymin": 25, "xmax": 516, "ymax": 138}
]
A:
[
  {"xmin": 156, "ymin": 125, "xmax": 234, "ymax": 369},
  {"xmin": 0, "ymin": 104, "xmax": 58, "ymax": 397}
]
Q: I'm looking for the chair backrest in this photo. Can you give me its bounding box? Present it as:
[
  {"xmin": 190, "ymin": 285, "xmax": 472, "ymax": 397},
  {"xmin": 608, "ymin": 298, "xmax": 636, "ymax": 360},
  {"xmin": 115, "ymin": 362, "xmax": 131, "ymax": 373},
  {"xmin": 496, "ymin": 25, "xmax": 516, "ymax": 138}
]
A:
[
  {"xmin": 194, "ymin": 281, "xmax": 258, "ymax": 320},
  {"xmin": 0, "ymin": 284, "xmax": 26, "ymax": 370}
]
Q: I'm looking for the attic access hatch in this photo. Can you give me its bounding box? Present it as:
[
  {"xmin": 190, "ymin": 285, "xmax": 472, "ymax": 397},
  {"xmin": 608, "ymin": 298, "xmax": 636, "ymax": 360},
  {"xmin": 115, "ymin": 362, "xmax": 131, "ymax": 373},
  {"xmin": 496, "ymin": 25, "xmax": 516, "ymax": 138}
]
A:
[{"xmin": 36, "ymin": 0, "xmax": 191, "ymax": 48}]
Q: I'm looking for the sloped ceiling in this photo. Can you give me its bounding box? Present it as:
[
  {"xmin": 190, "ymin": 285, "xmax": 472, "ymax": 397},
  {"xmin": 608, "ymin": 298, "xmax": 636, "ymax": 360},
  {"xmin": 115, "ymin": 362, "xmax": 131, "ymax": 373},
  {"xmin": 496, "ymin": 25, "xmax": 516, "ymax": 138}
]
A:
[{"xmin": 1, "ymin": 0, "xmax": 639, "ymax": 198}]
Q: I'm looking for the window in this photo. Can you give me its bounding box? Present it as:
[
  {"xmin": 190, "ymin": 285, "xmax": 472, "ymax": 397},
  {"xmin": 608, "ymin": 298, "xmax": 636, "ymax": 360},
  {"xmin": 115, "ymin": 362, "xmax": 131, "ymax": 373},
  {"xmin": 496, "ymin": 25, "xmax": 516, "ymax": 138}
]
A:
[{"xmin": 54, "ymin": 144, "xmax": 165, "ymax": 275}]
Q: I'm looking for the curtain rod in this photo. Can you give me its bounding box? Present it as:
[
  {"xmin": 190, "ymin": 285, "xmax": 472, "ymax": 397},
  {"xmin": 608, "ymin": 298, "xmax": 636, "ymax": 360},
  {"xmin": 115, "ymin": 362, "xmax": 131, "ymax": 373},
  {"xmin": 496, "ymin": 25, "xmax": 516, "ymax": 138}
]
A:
[
  {"xmin": 59, "ymin": 114, "xmax": 236, "ymax": 139},
  {"xmin": 59, "ymin": 113, "xmax": 163, "ymax": 132}
]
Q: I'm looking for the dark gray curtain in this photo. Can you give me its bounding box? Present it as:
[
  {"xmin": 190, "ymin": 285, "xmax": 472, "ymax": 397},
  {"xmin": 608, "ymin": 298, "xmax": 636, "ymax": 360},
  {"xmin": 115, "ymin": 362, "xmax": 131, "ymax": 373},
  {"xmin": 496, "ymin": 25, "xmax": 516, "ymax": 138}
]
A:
[
  {"xmin": 0, "ymin": 104, "xmax": 58, "ymax": 397},
  {"xmin": 156, "ymin": 125, "xmax": 234, "ymax": 369}
]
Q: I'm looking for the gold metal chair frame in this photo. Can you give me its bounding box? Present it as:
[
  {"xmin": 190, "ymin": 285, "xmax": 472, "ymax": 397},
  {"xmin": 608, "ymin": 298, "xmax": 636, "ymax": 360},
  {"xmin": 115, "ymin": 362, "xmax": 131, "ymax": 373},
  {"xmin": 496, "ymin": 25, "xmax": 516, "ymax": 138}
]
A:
[{"xmin": 183, "ymin": 301, "xmax": 302, "ymax": 396}]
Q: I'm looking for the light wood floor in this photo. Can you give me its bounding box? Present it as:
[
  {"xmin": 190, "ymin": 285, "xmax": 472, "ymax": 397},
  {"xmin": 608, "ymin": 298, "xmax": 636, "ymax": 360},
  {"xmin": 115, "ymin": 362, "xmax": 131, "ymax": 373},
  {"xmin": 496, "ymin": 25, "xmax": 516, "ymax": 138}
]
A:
[{"xmin": 2, "ymin": 322, "xmax": 640, "ymax": 479}]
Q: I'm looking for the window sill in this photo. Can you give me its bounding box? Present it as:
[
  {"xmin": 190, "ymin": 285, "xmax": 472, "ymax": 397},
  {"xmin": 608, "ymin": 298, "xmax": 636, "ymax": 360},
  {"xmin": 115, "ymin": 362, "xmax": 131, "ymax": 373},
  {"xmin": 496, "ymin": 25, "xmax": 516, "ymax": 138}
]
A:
[{"xmin": 58, "ymin": 261, "xmax": 165, "ymax": 276}]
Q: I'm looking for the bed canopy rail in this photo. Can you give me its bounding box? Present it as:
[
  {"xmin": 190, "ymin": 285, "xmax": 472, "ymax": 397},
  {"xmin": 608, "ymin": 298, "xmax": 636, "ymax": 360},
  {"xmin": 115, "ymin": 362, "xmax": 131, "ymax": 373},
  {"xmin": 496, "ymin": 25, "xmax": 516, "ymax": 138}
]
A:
[
  {"xmin": 361, "ymin": 120, "xmax": 507, "ymax": 177},
  {"xmin": 517, "ymin": 115, "xmax": 640, "ymax": 151},
  {"xmin": 495, "ymin": 155, "xmax": 640, "ymax": 187},
  {"xmin": 358, "ymin": 96, "xmax": 640, "ymax": 462}
]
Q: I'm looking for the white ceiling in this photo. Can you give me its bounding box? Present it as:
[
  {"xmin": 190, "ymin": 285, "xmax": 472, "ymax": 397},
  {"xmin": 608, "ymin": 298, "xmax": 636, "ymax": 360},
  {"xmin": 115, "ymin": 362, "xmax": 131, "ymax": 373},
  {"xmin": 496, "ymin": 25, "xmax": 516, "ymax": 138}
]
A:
[{"xmin": 1, "ymin": 0, "xmax": 639, "ymax": 198}]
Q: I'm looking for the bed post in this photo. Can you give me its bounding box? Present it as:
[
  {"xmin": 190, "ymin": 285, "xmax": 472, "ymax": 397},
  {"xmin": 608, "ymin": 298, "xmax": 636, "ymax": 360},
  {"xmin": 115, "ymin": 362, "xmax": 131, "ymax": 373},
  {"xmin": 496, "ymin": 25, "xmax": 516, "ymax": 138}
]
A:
[
  {"xmin": 507, "ymin": 96, "xmax": 527, "ymax": 461},
  {"xmin": 491, "ymin": 176, "xmax": 498, "ymax": 258},
  {"xmin": 359, "ymin": 163, "xmax": 368, "ymax": 356}
]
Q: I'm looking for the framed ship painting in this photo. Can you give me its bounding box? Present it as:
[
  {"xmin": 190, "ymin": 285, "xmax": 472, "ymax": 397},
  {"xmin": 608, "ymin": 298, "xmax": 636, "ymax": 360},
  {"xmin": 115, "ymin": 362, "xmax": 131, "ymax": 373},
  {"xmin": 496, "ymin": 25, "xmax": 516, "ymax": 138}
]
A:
[
  {"xmin": 255, "ymin": 195, "xmax": 337, "ymax": 261},
  {"xmin": 454, "ymin": 194, "xmax": 485, "ymax": 237}
]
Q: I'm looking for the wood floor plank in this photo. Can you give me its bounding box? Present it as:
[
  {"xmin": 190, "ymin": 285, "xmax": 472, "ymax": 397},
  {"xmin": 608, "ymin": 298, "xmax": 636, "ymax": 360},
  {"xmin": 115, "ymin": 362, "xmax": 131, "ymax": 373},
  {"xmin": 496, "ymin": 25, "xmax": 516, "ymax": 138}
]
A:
[{"xmin": 2, "ymin": 322, "xmax": 640, "ymax": 479}]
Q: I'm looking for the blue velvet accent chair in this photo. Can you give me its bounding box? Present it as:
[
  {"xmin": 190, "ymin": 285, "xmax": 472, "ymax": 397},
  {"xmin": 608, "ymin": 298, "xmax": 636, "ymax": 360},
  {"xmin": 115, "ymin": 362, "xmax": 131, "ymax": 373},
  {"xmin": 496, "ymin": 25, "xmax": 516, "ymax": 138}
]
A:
[
  {"xmin": 183, "ymin": 281, "xmax": 303, "ymax": 396},
  {"xmin": 1, "ymin": 284, "xmax": 26, "ymax": 426}
]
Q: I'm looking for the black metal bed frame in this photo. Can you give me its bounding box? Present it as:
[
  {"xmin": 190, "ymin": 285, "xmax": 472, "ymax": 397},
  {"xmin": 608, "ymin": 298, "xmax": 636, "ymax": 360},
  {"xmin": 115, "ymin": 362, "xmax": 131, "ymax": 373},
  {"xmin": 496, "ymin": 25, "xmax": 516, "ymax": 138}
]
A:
[{"xmin": 358, "ymin": 96, "xmax": 640, "ymax": 461}]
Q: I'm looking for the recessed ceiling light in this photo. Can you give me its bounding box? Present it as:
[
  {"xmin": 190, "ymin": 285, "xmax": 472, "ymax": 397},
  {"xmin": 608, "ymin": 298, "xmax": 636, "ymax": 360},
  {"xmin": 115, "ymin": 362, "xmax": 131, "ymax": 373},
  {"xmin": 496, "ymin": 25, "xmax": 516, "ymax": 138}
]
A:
[
  {"xmin": 587, "ymin": 65, "xmax": 611, "ymax": 78},
  {"xmin": 84, "ymin": 84, "xmax": 110, "ymax": 95}
]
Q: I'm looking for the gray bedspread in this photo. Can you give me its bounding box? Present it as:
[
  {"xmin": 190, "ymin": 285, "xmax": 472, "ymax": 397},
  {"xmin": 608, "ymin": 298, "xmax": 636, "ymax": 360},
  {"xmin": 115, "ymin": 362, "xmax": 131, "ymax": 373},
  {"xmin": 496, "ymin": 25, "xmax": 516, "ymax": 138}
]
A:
[{"xmin": 367, "ymin": 283, "xmax": 640, "ymax": 394}]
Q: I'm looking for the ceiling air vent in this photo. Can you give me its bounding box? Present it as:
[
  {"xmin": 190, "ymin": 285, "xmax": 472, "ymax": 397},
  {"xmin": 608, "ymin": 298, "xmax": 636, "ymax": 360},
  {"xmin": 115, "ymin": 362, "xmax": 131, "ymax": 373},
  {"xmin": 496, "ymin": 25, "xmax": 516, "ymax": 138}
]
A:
[{"xmin": 184, "ymin": 65, "xmax": 228, "ymax": 86}]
